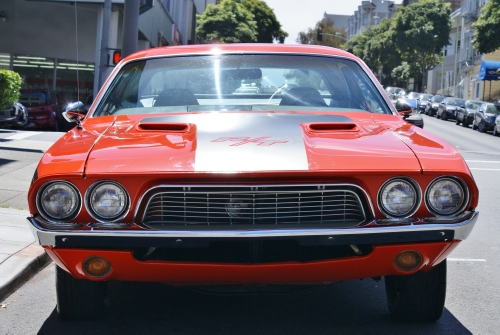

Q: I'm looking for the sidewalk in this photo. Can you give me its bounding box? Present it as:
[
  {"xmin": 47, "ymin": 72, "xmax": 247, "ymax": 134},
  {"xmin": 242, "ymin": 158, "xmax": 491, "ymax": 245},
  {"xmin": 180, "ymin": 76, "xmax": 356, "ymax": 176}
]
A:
[{"xmin": 0, "ymin": 207, "xmax": 51, "ymax": 302}]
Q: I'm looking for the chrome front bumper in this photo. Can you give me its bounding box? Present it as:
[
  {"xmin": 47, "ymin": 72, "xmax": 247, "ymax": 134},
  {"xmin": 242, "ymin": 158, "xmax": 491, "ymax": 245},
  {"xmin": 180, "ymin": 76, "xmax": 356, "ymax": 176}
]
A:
[{"xmin": 27, "ymin": 211, "xmax": 479, "ymax": 249}]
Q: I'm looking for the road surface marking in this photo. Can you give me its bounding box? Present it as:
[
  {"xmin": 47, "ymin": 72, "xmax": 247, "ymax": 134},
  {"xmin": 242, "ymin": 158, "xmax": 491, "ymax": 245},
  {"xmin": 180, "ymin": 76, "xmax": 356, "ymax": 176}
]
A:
[
  {"xmin": 448, "ymin": 258, "xmax": 486, "ymax": 262},
  {"xmin": 469, "ymin": 168, "xmax": 500, "ymax": 171},
  {"xmin": 5, "ymin": 132, "xmax": 40, "ymax": 140},
  {"xmin": 466, "ymin": 160, "xmax": 500, "ymax": 163}
]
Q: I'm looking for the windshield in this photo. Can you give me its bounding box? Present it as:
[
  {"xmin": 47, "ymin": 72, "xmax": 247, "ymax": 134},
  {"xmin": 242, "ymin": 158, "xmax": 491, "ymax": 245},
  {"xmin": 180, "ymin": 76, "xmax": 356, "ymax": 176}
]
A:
[
  {"xmin": 419, "ymin": 94, "xmax": 433, "ymax": 101},
  {"xmin": 447, "ymin": 99, "xmax": 465, "ymax": 106},
  {"xmin": 93, "ymin": 54, "xmax": 391, "ymax": 117},
  {"xmin": 466, "ymin": 101, "xmax": 482, "ymax": 109},
  {"xmin": 407, "ymin": 92, "xmax": 419, "ymax": 99},
  {"xmin": 485, "ymin": 104, "xmax": 500, "ymax": 115},
  {"xmin": 431, "ymin": 96, "xmax": 444, "ymax": 103},
  {"xmin": 19, "ymin": 91, "xmax": 49, "ymax": 107}
]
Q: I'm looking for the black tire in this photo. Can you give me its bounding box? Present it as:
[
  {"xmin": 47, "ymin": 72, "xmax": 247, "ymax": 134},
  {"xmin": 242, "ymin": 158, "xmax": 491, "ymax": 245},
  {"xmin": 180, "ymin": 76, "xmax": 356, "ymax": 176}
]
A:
[
  {"xmin": 455, "ymin": 118, "xmax": 460, "ymax": 125},
  {"xmin": 436, "ymin": 112, "xmax": 440, "ymax": 119},
  {"xmin": 472, "ymin": 121, "xmax": 478, "ymax": 130},
  {"xmin": 462, "ymin": 120, "xmax": 469, "ymax": 128},
  {"xmin": 478, "ymin": 121, "xmax": 486, "ymax": 133},
  {"xmin": 56, "ymin": 265, "xmax": 108, "ymax": 321},
  {"xmin": 385, "ymin": 260, "xmax": 446, "ymax": 323},
  {"xmin": 441, "ymin": 113, "xmax": 448, "ymax": 121}
]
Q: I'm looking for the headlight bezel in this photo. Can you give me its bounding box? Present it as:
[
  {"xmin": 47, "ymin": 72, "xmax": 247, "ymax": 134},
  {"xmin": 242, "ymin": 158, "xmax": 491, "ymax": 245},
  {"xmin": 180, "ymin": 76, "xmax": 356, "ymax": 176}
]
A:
[
  {"xmin": 424, "ymin": 176, "xmax": 469, "ymax": 217},
  {"xmin": 377, "ymin": 177, "xmax": 422, "ymax": 219},
  {"xmin": 36, "ymin": 181, "xmax": 82, "ymax": 223},
  {"xmin": 85, "ymin": 180, "xmax": 130, "ymax": 223}
]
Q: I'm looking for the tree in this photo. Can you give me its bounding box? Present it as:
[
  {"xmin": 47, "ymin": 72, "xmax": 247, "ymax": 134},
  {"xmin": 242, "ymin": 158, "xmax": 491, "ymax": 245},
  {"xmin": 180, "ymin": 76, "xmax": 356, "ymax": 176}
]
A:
[
  {"xmin": 297, "ymin": 18, "xmax": 346, "ymax": 49},
  {"xmin": 235, "ymin": 0, "xmax": 288, "ymax": 43},
  {"xmin": 0, "ymin": 70, "xmax": 22, "ymax": 111},
  {"xmin": 196, "ymin": 0, "xmax": 257, "ymax": 43},
  {"xmin": 196, "ymin": 0, "xmax": 287, "ymax": 43},
  {"xmin": 473, "ymin": 0, "xmax": 500, "ymax": 54},
  {"xmin": 394, "ymin": 0, "xmax": 451, "ymax": 89}
]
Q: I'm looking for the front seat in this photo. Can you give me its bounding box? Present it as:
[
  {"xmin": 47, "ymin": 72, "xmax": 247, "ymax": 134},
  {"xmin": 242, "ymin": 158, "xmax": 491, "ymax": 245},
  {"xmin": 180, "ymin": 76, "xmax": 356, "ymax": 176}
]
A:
[
  {"xmin": 154, "ymin": 88, "xmax": 199, "ymax": 107},
  {"xmin": 279, "ymin": 87, "xmax": 327, "ymax": 107}
]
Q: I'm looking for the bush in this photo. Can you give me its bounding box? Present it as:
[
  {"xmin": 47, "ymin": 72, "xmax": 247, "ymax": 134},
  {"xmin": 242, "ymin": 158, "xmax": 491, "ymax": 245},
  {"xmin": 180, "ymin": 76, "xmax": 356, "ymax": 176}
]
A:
[{"xmin": 0, "ymin": 70, "xmax": 22, "ymax": 110}]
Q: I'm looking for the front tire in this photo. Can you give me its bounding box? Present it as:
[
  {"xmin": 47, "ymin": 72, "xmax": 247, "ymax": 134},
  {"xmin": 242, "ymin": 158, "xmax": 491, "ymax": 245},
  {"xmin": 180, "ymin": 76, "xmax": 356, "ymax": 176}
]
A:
[
  {"xmin": 478, "ymin": 121, "xmax": 486, "ymax": 133},
  {"xmin": 441, "ymin": 113, "xmax": 448, "ymax": 121},
  {"xmin": 455, "ymin": 118, "xmax": 460, "ymax": 125},
  {"xmin": 56, "ymin": 265, "xmax": 108, "ymax": 321},
  {"xmin": 385, "ymin": 260, "xmax": 446, "ymax": 323}
]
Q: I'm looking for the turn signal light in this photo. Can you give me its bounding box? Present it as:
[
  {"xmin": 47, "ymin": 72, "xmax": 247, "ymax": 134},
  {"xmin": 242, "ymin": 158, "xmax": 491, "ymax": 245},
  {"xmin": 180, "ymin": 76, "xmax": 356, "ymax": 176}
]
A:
[
  {"xmin": 83, "ymin": 256, "xmax": 112, "ymax": 278},
  {"xmin": 393, "ymin": 250, "xmax": 422, "ymax": 272}
]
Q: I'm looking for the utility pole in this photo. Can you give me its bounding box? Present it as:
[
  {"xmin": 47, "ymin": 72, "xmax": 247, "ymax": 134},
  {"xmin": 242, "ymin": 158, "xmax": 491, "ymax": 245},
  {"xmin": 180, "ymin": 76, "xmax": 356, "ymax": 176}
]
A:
[
  {"xmin": 122, "ymin": 0, "xmax": 140, "ymax": 58},
  {"xmin": 98, "ymin": 0, "xmax": 111, "ymax": 90}
]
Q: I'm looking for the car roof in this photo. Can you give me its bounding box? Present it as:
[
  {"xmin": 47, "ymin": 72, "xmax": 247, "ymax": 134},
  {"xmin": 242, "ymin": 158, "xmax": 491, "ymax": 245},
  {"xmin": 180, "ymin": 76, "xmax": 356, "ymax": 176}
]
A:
[{"xmin": 122, "ymin": 44, "xmax": 360, "ymax": 63}]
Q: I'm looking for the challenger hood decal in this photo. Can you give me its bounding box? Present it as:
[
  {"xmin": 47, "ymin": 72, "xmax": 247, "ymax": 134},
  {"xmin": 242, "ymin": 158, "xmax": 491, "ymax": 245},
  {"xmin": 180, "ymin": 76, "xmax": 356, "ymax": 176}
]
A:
[{"xmin": 85, "ymin": 113, "xmax": 422, "ymax": 174}]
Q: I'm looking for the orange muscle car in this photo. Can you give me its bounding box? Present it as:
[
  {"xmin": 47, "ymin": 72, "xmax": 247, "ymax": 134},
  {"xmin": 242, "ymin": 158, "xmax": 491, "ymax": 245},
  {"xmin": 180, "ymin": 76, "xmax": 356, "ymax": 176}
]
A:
[{"xmin": 27, "ymin": 44, "xmax": 478, "ymax": 322}]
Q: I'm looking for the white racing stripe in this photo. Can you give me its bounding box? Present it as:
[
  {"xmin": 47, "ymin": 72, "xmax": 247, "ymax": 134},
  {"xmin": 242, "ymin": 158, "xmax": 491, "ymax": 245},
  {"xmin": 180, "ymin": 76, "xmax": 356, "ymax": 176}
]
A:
[
  {"xmin": 5, "ymin": 131, "xmax": 40, "ymax": 140},
  {"xmin": 140, "ymin": 113, "xmax": 353, "ymax": 172}
]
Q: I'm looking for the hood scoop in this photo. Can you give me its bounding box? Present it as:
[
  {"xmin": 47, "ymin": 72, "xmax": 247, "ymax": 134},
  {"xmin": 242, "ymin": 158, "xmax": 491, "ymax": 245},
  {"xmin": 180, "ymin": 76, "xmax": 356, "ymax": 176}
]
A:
[
  {"xmin": 137, "ymin": 122, "xmax": 192, "ymax": 132},
  {"xmin": 304, "ymin": 122, "xmax": 359, "ymax": 133}
]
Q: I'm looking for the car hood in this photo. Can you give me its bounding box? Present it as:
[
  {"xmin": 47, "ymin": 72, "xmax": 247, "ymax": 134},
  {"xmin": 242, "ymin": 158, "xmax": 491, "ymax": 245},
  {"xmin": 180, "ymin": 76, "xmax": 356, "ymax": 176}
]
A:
[{"xmin": 75, "ymin": 112, "xmax": 465, "ymax": 175}]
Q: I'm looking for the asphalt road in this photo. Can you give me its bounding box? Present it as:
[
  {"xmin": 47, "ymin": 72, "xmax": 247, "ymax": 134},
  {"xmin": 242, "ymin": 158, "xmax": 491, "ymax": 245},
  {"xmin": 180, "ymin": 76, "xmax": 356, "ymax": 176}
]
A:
[{"xmin": 1, "ymin": 117, "xmax": 499, "ymax": 334}]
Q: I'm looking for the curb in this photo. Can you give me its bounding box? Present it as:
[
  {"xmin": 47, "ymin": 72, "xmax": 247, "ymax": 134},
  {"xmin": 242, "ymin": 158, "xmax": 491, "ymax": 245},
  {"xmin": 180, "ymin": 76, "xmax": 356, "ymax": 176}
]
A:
[{"xmin": 0, "ymin": 243, "xmax": 52, "ymax": 302}]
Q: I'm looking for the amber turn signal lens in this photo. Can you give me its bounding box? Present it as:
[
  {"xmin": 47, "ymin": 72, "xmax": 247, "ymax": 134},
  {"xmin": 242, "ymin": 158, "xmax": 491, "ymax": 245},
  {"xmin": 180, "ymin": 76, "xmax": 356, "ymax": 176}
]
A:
[
  {"xmin": 83, "ymin": 256, "xmax": 112, "ymax": 278},
  {"xmin": 393, "ymin": 250, "xmax": 422, "ymax": 271}
]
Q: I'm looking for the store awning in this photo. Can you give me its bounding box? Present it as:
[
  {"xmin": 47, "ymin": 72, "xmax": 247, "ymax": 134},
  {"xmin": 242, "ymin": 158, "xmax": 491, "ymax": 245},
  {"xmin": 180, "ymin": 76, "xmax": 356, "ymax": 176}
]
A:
[{"xmin": 478, "ymin": 61, "xmax": 500, "ymax": 81}]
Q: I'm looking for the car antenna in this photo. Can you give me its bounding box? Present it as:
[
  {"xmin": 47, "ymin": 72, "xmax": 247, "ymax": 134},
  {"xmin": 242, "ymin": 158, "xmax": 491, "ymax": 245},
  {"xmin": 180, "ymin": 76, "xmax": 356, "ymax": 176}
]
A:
[{"xmin": 73, "ymin": 2, "xmax": 82, "ymax": 130}]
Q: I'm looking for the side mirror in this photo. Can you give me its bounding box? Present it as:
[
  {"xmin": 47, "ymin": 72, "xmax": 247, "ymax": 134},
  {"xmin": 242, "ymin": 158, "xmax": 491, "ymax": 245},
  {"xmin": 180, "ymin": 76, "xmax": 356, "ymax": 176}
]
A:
[
  {"xmin": 395, "ymin": 99, "xmax": 413, "ymax": 119},
  {"xmin": 62, "ymin": 101, "xmax": 86, "ymax": 123}
]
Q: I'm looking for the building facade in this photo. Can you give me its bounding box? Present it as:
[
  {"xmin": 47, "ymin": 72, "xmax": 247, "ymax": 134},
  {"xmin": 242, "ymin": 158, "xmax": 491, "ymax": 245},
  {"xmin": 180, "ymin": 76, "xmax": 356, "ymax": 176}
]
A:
[
  {"xmin": 0, "ymin": 0, "xmax": 199, "ymax": 104},
  {"xmin": 346, "ymin": 0, "xmax": 400, "ymax": 40},
  {"xmin": 427, "ymin": 0, "xmax": 500, "ymax": 101}
]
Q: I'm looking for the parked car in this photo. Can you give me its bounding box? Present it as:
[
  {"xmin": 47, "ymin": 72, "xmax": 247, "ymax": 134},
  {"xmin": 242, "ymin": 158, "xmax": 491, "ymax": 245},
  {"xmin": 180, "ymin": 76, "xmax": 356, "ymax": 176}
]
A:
[
  {"xmin": 424, "ymin": 94, "xmax": 444, "ymax": 116},
  {"xmin": 385, "ymin": 86, "xmax": 406, "ymax": 101},
  {"xmin": 455, "ymin": 100, "xmax": 483, "ymax": 127},
  {"xmin": 472, "ymin": 102, "xmax": 500, "ymax": 133},
  {"xmin": 395, "ymin": 97, "xmax": 424, "ymax": 128},
  {"xmin": 436, "ymin": 97, "xmax": 466, "ymax": 120},
  {"xmin": 417, "ymin": 94, "xmax": 433, "ymax": 113},
  {"xmin": 27, "ymin": 44, "xmax": 478, "ymax": 323},
  {"xmin": 494, "ymin": 114, "xmax": 500, "ymax": 136},
  {"xmin": 406, "ymin": 91, "xmax": 420, "ymax": 99},
  {"xmin": 0, "ymin": 101, "xmax": 29, "ymax": 127},
  {"xmin": 19, "ymin": 88, "xmax": 63, "ymax": 131}
]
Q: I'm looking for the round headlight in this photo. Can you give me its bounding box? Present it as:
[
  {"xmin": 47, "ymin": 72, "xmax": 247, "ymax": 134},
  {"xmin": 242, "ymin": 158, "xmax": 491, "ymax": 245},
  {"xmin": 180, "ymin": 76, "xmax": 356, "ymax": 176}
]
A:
[
  {"xmin": 86, "ymin": 181, "xmax": 129, "ymax": 221},
  {"xmin": 378, "ymin": 178, "xmax": 420, "ymax": 218},
  {"xmin": 426, "ymin": 177, "xmax": 467, "ymax": 216},
  {"xmin": 37, "ymin": 181, "xmax": 81, "ymax": 221}
]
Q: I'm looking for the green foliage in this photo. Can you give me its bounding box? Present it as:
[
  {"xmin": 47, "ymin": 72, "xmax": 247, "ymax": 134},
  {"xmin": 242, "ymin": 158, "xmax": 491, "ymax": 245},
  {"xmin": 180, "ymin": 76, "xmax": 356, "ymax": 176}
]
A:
[
  {"xmin": 196, "ymin": 0, "xmax": 287, "ymax": 43},
  {"xmin": 235, "ymin": 0, "xmax": 288, "ymax": 43},
  {"xmin": 473, "ymin": 0, "xmax": 500, "ymax": 54},
  {"xmin": 0, "ymin": 70, "xmax": 22, "ymax": 111},
  {"xmin": 392, "ymin": 62, "xmax": 410, "ymax": 84},
  {"xmin": 394, "ymin": 0, "xmax": 451, "ymax": 86},
  {"xmin": 296, "ymin": 18, "xmax": 347, "ymax": 49}
]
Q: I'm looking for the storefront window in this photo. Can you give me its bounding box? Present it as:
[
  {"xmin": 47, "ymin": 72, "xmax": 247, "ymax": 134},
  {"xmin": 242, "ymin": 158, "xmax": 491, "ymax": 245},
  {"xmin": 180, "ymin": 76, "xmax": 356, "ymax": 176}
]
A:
[
  {"xmin": 56, "ymin": 58, "xmax": 94, "ymax": 105},
  {"xmin": 10, "ymin": 54, "xmax": 94, "ymax": 107},
  {"xmin": 13, "ymin": 55, "xmax": 55, "ymax": 89},
  {"xmin": 0, "ymin": 53, "xmax": 10, "ymax": 70}
]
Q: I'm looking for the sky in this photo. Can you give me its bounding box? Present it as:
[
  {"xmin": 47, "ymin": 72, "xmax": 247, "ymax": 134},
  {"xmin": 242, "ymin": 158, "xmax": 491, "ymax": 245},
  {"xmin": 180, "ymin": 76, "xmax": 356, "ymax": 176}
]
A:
[{"xmin": 263, "ymin": 0, "xmax": 403, "ymax": 44}]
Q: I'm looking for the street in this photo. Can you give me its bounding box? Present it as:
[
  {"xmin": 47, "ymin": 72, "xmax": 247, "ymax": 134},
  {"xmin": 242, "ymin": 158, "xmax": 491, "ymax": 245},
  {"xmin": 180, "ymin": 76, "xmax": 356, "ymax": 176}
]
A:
[{"xmin": 1, "ymin": 116, "xmax": 499, "ymax": 334}]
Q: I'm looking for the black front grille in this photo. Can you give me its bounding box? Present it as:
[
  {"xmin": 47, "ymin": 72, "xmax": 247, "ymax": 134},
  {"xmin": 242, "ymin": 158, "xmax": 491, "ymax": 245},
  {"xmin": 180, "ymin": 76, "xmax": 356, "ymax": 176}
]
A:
[{"xmin": 139, "ymin": 185, "xmax": 370, "ymax": 228}]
